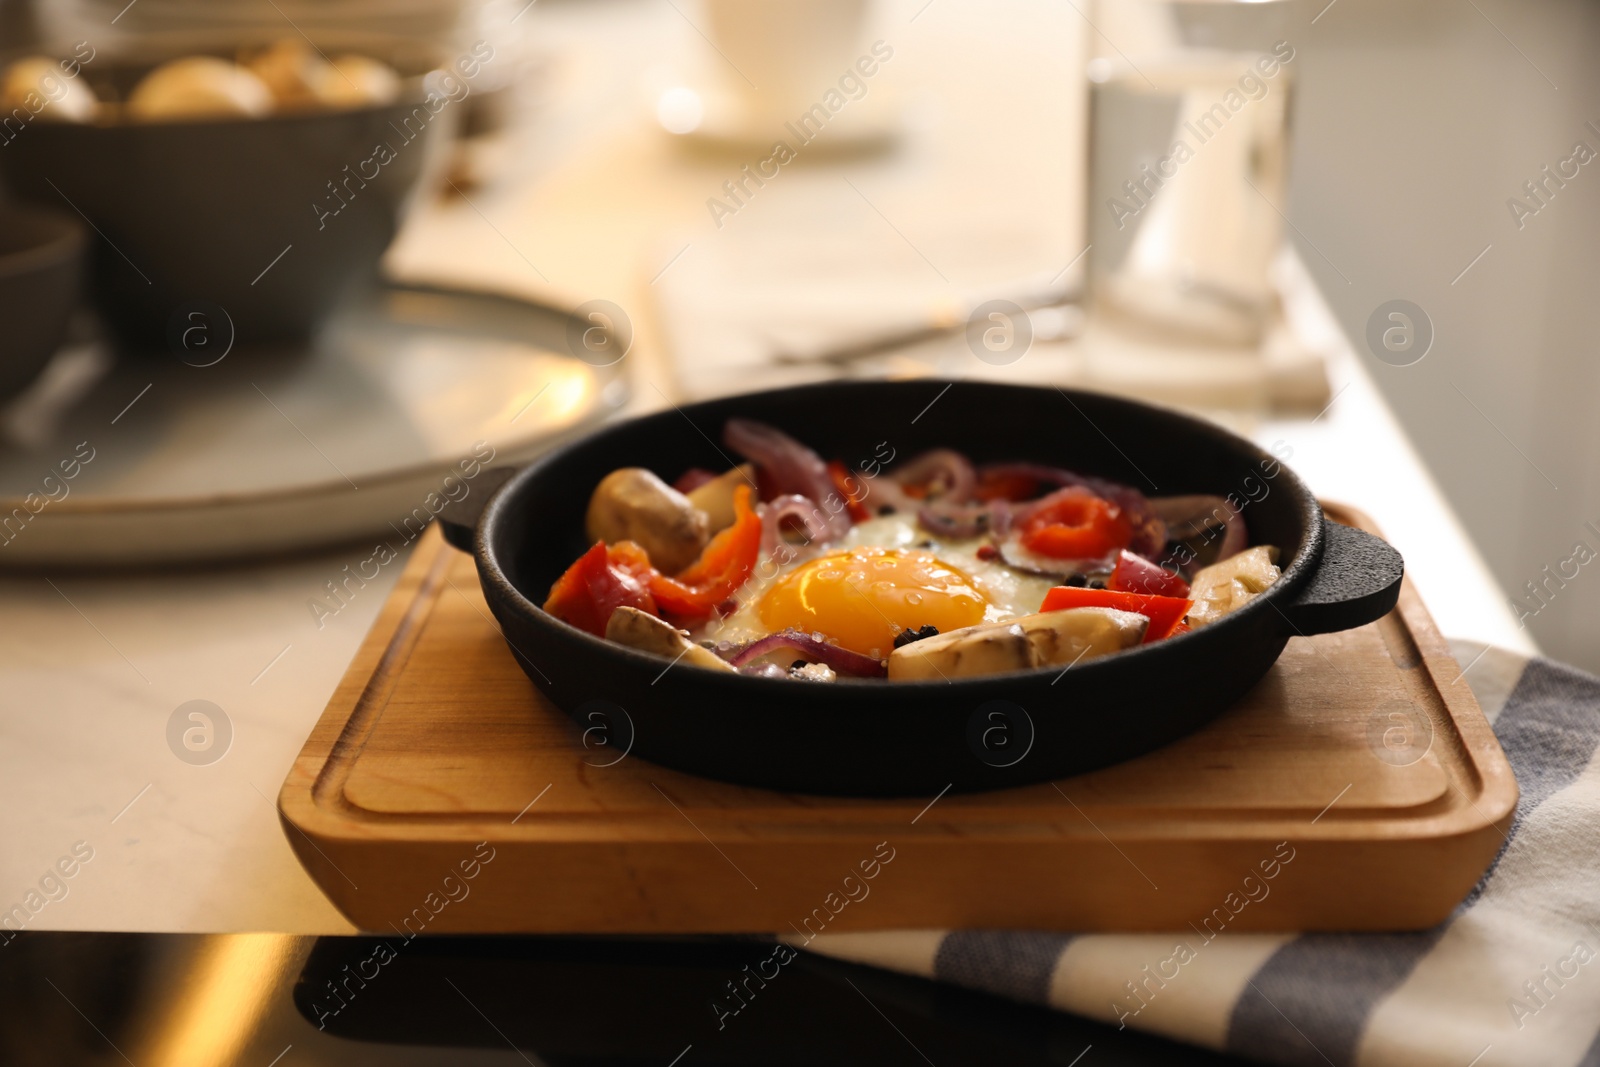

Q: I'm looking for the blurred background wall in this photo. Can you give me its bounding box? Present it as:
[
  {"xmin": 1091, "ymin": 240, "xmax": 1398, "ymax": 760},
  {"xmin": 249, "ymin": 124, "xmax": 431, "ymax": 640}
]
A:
[{"xmin": 1286, "ymin": 0, "xmax": 1600, "ymax": 670}]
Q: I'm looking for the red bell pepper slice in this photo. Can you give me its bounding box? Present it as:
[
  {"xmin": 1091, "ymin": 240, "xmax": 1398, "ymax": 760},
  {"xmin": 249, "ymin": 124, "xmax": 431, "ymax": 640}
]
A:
[
  {"xmin": 1107, "ymin": 549, "xmax": 1191, "ymax": 598},
  {"xmin": 973, "ymin": 469, "xmax": 1042, "ymax": 502},
  {"xmin": 648, "ymin": 484, "xmax": 762, "ymax": 620},
  {"xmin": 827, "ymin": 460, "xmax": 872, "ymax": 523},
  {"xmin": 1039, "ymin": 585, "xmax": 1192, "ymax": 642},
  {"xmin": 543, "ymin": 541, "xmax": 659, "ymax": 637},
  {"xmin": 545, "ymin": 485, "xmax": 762, "ymax": 631},
  {"xmin": 1019, "ymin": 488, "xmax": 1133, "ymax": 560}
]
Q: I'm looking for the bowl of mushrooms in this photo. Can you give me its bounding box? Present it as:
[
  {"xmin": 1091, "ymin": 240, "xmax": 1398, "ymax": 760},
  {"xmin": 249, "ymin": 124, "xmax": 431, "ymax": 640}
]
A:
[{"xmin": 0, "ymin": 38, "xmax": 476, "ymax": 351}]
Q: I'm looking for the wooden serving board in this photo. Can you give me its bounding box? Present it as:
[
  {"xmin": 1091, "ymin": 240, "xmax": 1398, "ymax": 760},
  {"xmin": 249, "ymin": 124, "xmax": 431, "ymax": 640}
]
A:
[{"xmin": 279, "ymin": 505, "xmax": 1517, "ymax": 934}]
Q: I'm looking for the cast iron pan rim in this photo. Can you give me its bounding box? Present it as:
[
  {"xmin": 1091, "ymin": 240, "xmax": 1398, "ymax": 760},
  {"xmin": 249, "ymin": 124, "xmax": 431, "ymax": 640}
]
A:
[
  {"xmin": 475, "ymin": 380, "xmax": 1329, "ymax": 689},
  {"xmin": 0, "ymin": 207, "xmax": 86, "ymax": 280}
]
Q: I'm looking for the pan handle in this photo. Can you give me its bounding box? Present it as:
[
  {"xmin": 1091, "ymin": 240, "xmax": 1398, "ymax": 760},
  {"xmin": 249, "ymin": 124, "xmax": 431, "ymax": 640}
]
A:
[
  {"xmin": 1277, "ymin": 518, "xmax": 1405, "ymax": 636},
  {"xmin": 437, "ymin": 467, "xmax": 518, "ymax": 552}
]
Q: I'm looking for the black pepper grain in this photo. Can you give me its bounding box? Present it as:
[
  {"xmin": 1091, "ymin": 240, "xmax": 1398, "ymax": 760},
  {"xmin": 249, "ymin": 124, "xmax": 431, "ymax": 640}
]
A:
[{"xmin": 893, "ymin": 625, "xmax": 940, "ymax": 649}]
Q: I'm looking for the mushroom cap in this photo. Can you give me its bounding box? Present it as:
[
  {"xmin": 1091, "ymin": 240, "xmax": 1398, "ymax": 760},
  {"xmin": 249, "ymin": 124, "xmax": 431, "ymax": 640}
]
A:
[
  {"xmin": 243, "ymin": 39, "xmax": 334, "ymax": 110},
  {"xmin": 319, "ymin": 54, "xmax": 402, "ymax": 108},
  {"xmin": 0, "ymin": 56, "xmax": 100, "ymax": 123},
  {"xmin": 128, "ymin": 56, "xmax": 273, "ymax": 122}
]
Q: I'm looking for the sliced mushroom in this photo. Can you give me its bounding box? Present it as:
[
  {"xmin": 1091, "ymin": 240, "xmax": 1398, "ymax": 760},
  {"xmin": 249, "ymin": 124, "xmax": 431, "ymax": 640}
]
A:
[
  {"xmin": 1016, "ymin": 607, "xmax": 1147, "ymax": 665},
  {"xmin": 605, "ymin": 606, "xmax": 735, "ymax": 673},
  {"xmin": 886, "ymin": 607, "xmax": 1147, "ymax": 681},
  {"xmin": 585, "ymin": 468, "xmax": 710, "ymax": 575},
  {"xmin": 887, "ymin": 621, "xmax": 1032, "ymax": 681},
  {"xmin": 1186, "ymin": 545, "xmax": 1281, "ymax": 627},
  {"xmin": 686, "ymin": 463, "xmax": 755, "ymax": 535}
]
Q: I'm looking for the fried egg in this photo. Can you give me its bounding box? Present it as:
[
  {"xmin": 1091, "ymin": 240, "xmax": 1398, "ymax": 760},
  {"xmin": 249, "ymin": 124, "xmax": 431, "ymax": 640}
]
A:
[
  {"xmin": 755, "ymin": 546, "xmax": 988, "ymax": 656},
  {"xmin": 705, "ymin": 514, "xmax": 1057, "ymax": 657}
]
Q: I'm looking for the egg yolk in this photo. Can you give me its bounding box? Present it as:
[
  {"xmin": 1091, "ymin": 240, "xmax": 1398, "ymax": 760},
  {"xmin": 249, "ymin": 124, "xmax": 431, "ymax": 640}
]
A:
[{"xmin": 757, "ymin": 547, "xmax": 990, "ymax": 656}]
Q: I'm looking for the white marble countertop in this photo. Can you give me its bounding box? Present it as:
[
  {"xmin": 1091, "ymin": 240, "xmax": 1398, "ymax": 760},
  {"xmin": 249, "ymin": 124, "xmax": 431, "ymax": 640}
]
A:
[{"xmin": 0, "ymin": 0, "xmax": 1533, "ymax": 937}]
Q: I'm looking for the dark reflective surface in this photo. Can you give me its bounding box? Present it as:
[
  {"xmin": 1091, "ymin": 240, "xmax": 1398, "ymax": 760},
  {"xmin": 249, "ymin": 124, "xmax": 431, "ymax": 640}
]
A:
[{"xmin": 1, "ymin": 932, "xmax": 1250, "ymax": 1065}]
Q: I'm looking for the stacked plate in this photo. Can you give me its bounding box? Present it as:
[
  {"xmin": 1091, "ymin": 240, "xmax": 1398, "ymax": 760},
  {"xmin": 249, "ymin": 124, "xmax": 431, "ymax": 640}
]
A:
[{"xmin": 0, "ymin": 285, "xmax": 622, "ymax": 566}]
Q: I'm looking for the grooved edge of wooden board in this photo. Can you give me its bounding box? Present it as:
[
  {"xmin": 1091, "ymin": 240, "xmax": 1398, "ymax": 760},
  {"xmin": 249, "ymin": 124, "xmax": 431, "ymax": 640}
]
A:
[{"xmin": 278, "ymin": 504, "xmax": 1518, "ymax": 933}]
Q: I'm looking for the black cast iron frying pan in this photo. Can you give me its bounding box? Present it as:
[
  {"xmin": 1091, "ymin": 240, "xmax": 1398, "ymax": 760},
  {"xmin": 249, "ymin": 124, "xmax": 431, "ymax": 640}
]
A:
[{"xmin": 438, "ymin": 380, "xmax": 1403, "ymax": 797}]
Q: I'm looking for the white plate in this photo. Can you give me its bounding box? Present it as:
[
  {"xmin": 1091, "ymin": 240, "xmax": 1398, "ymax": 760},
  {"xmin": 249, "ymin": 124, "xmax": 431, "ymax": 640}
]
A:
[
  {"xmin": 657, "ymin": 79, "xmax": 902, "ymax": 155},
  {"xmin": 0, "ymin": 284, "xmax": 622, "ymax": 566}
]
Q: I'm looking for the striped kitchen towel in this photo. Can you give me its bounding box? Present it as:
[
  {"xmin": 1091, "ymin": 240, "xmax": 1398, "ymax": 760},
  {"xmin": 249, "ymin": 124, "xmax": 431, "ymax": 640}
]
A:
[{"xmin": 801, "ymin": 641, "xmax": 1600, "ymax": 1067}]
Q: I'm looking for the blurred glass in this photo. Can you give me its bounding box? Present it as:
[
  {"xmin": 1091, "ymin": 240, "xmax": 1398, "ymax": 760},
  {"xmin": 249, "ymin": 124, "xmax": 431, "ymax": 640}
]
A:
[{"xmin": 1085, "ymin": 0, "xmax": 1297, "ymax": 346}]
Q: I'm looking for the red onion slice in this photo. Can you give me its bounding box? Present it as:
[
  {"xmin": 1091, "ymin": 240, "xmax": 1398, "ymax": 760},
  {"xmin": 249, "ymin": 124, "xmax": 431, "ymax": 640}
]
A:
[
  {"xmin": 892, "ymin": 449, "xmax": 977, "ymax": 501},
  {"xmin": 1216, "ymin": 518, "xmax": 1247, "ymax": 561},
  {"xmin": 724, "ymin": 419, "xmax": 852, "ymax": 540},
  {"xmin": 917, "ymin": 499, "xmax": 1012, "ymax": 539},
  {"xmin": 758, "ymin": 494, "xmax": 834, "ymax": 559},
  {"xmin": 863, "ymin": 477, "xmax": 917, "ymax": 517},
  {"xmin": 996, "ymin": 532, "xmax": 1115, "ymax": 577},
  {"xmin": 738, "ymin": 662, "xmax": 792, "ymax": 680},
  {"xmin": 1150, "ymin": 494, "xmax": 1247, "ymax": 561},
  {"xmin": 729, "ymin": 629, "xmax": 888, "ymax": 678}
]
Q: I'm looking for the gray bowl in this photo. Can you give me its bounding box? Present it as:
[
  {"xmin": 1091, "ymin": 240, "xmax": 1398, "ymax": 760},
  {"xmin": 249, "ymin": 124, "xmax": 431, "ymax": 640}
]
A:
[
  {"xmin": 0, "ymin": 204, "xmax": 84, "ymax": 399},
  {"xmin": 0, "ymin": 48, "xmax": 451, "ymax": 352}
]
